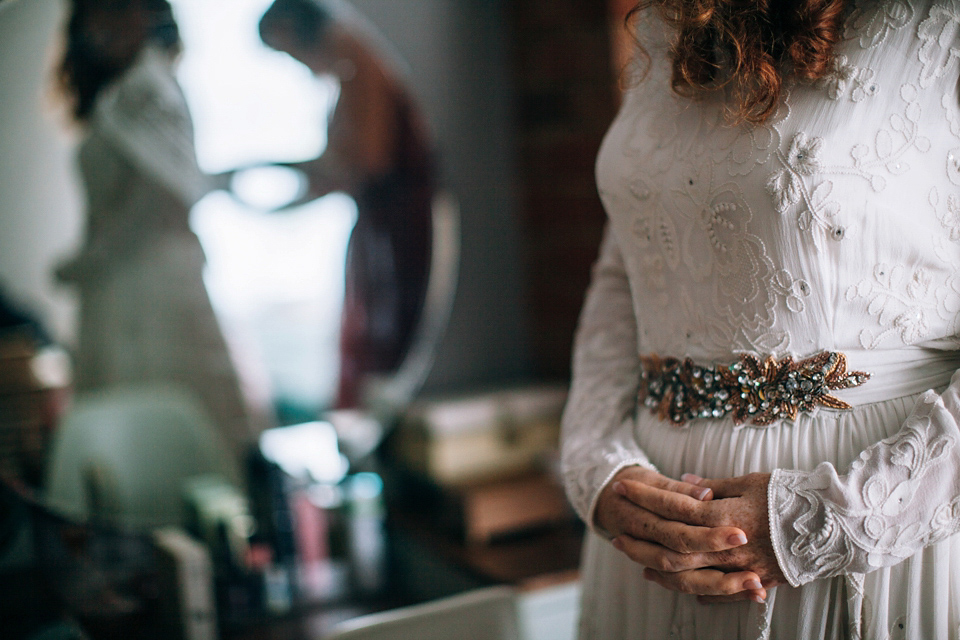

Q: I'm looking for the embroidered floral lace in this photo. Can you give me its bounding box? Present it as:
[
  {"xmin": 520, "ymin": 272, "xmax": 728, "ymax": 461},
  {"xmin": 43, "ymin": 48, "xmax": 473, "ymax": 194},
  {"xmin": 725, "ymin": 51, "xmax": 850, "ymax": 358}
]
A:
[{"xmin": 769, "ymin": 380, "xmax": 960, "ymax": 586}]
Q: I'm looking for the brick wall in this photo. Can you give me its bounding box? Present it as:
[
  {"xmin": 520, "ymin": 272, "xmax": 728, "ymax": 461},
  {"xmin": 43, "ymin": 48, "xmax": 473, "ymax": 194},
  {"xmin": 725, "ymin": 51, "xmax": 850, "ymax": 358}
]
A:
[{"xmin": 506, "ymin": 0, "xmax": 633, "ymax": 379}]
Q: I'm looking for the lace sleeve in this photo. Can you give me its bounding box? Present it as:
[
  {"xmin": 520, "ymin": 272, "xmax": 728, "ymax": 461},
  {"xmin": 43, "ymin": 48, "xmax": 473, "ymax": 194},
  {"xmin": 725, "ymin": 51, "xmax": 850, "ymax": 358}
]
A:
[
  {"xmin": 768, "ymin": 370, "xmax": 960, "ymax": 586},
  {"xmin": 561, "ymin": 225, "xmax": 657, "ymax": 533}
]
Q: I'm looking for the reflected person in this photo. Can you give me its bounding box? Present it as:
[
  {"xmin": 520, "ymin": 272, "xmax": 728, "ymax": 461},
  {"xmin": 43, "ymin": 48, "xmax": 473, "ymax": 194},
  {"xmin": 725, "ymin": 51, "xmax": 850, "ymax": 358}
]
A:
[
  {"xmin": 55, "ymin": 0, "xmax": 259, "ymax": 458},
  {"xmin": 258, "ymin": 0, "xmax": 436, "ymax": 409}
]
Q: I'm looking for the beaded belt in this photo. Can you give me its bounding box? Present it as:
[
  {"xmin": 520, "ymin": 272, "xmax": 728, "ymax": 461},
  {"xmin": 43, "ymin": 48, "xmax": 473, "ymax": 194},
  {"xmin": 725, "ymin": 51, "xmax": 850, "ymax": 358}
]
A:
[{"xmin": 638, "ymin": 351, "xmax": 871, "ymax": 427}]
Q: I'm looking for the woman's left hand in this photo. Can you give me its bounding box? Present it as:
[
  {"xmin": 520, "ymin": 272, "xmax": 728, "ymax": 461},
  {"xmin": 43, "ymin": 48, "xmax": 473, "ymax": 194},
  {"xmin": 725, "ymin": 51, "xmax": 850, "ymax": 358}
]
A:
[{"xmin": 611, "ymin": 472, "xmax": 787, "ymax": 602}]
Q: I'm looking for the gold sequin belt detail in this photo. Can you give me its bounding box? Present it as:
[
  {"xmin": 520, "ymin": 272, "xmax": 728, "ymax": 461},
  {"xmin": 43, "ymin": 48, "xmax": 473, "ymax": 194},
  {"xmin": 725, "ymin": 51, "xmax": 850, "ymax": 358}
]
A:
[{"xmin": 638, "ymin": 351, "xmax": 871, "ymax": 427}]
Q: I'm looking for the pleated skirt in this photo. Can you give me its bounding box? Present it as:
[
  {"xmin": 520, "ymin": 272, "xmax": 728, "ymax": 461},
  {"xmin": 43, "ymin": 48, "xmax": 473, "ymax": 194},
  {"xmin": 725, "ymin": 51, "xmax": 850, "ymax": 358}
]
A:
[
  {"xmin": 73, "ymin": 235, "xmax": 254, "ymax": 457},
  {"xmin": 577, "ymin": 392, "xmax": 960, "ymax": 640}
]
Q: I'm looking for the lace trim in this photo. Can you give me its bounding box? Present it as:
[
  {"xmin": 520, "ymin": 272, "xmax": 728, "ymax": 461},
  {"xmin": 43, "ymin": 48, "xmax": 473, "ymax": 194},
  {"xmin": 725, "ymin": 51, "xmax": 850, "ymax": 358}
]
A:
[
  {"xmin": 767, "ymin": 468, "xmax": 800, "ymax": 585},
  {"xmin": 769, "ymin": 390, "xmax": 960, "ymax": 586}
]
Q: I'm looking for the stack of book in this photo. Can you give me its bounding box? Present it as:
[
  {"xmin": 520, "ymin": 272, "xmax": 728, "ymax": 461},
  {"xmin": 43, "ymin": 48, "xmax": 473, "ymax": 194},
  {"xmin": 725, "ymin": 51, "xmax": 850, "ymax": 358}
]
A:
[{"xmin": 387, "ymin": 384, "xmax": 574, "ymax": 544}]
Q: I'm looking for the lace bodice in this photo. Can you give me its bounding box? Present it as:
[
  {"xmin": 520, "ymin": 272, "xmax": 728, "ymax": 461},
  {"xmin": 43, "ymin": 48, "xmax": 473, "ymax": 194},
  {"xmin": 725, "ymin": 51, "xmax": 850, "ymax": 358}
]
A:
[
  {"xmin": 562, "ymin": 0, "xmax": 960, "ymax": 589},
  {"xmin": 597, "ymin": 0, "xmax": 960, "ymax": 360}
]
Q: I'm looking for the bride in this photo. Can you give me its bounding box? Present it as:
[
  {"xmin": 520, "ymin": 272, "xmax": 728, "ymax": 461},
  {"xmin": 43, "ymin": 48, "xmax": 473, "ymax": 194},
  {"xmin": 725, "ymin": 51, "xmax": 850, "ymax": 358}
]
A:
[{"xmin": 562, "ymin": 0, "xmax": 960, "ymax": 637}]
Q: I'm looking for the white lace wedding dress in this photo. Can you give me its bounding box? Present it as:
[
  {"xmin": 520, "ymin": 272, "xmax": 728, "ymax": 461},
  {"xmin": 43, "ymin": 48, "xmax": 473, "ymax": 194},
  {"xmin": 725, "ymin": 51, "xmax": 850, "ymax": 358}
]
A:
[
  {"xmin": 57, "ymin": 46, "xmax": 255, "ymax": 458},
  {"xmin": 562, "ymin": 1, "xmax": 960, "ymax": 637}
]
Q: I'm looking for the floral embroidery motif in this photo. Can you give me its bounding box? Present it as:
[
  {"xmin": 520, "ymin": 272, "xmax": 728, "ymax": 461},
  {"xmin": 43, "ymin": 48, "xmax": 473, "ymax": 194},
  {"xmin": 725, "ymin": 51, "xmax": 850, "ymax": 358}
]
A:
[
  {"xmin": 846, "ymin": 263, "xmax": 960, "ymax": 348},
  {"xmin": 627, "ymin": 178, "xmax": 676, "ymax": 307},
  {"xmin": 623, "ymin": 84, "xmax": 692, "ymax": 176},
  {"xmin": 845, "ymin": 0, "xmax": 914, "ymax": 49},
  {"xmin": 817, "ymin": 56, "xmax": 880, "ymax": 101},
  {"xmin": 671, "ymin": 165, "xmax": 788, "ymax": 335},
  {"xmin": 852, "ymin": 183, "xmax": 960, "ymax": 349},
  {"xmin": 918, "ymin": 3, "xmax": 960, "ymax": 88},
  {"xmin": 771, "ymin": 269, "xmax": 811, "ymax": 313},
  {"xmin": 851, "ymin": 67, "xmax": 881, "ymax": 101},
  {"xmin": 767, "ymin": 133, "xmax": 825, "ymax": 212},
  {"xmin": 708, "ymin": 98, "xmax": 788, "ymax": 177},
  {"xmin": 624, "ymin": 79, "xmax": 786, "ymax": 180},
  {"xmin": 768, "ymin": 134, "xmax": 849, "ymax": 251},
  {"xmin": 818, "ymin": 56, "xmax": 857, "ymax": 99},
  {"xmin": 943, "ymin": 93, "xmax": 960, "ymax": 137},
  {"xmin": 768, "ymin": 85, "xmax": 931, "ymax": 250},
  {"xmin": 848, "ymin": 84, "xmax": 930, "ymax": 189},
  {"xmin": 947, "ymin": 149, "xmax": 960, "ymax": 186},
  {"xmin": 770, "ymin": 393, "xmax": 960, "ymax": 586},
  {"xmin": 638, "ymin": 351, "xmax": 870, "ymax": 427},
  {"xmin": 929, "ymin": 186, "xmax": 960, "ymax": 240},
  {"xmin": 630, "ymin": 177, "xmax": 680, "ymax": 271},
  {"xmin": 798, "ymin": 181, "xmax": 843, "ymax": 242}
]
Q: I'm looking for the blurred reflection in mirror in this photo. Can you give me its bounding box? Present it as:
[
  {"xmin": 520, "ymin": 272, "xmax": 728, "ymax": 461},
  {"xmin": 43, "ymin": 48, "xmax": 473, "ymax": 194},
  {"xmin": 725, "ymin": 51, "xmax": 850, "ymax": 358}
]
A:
[
  {"xmin": 257, "ymin": 0, "xmax": 437, "ymax": 409},
  {"xmin": 53, "ymin": 0, "xmax": 262, "ymax": 458},
  {"xmin": 229, "ymin": 165, "xmax": 307, "ymax": 212},
  {"xmin": 167, "ymin": 0, "xmax": 349, "ymax": 421}
]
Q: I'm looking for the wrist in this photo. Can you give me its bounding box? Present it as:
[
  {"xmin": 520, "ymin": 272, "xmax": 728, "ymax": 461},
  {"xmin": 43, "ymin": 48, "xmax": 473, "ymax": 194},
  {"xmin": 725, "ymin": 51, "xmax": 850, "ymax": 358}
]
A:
[{"xmin": 588, "ymin": 460, "xmax": 657, "ymax": 538}]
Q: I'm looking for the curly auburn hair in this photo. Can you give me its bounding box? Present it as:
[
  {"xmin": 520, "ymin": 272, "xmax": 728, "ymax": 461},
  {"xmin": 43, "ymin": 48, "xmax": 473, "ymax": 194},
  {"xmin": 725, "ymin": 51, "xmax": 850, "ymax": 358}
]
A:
[{"xmin": 629, "ymin": 0, "xmax": 850, "ymax": 124}]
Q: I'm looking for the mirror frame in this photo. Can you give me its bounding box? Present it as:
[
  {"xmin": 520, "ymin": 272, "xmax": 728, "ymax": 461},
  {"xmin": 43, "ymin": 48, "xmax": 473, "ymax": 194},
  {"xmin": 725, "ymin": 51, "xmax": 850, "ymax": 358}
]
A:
[{"xmin": 365, "ymin": 190, "xmax": 460, "ymax": 420}]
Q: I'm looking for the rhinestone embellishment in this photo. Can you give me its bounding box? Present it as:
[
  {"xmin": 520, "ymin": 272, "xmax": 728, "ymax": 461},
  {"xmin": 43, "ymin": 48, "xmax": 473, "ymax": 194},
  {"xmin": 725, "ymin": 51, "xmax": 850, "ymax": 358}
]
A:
[{"xmin": 638, "ymin": 351, "xmax": 871, "ymax": 427}]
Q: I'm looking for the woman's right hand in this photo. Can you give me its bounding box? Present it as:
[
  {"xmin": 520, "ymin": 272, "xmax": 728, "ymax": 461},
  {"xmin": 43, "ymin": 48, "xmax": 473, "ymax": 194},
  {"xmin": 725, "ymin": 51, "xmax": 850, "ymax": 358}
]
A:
[{"xmin": 594, "ymin": 466, "xmax": 766, "ymax": 601}]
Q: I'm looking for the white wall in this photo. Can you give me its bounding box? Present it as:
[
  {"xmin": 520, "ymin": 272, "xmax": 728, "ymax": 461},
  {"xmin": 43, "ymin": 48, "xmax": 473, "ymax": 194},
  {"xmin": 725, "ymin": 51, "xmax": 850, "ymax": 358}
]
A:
[
  {"xmin": 351, "ymin": 0, "xmax": 533, "ymax": 392},
  {"xmin": 0, "ymin": 0, "xmax": 83, "ymax": 343}
]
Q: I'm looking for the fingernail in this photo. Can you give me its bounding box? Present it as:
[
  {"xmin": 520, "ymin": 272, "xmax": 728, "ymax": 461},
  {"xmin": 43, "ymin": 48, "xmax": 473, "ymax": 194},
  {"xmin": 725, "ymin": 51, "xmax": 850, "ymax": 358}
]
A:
[
  {"xmin": 613, "ymin": 481, "xmax": 625, "ymax": 495},
  {"xmin": 694, "ymin": 487, "xmax": 711, "ymax": 501},
  {"xmin": 752, "ymin": 594, "xmax": 765, "ymax": 604},
  {"xmin": 728, "ymin": 533, "xmax": 748, "ymax": 546},
  {"xmin": 681, "ymin": 473, "xmax": 703, "ymax": 484},
  {"xmin": 744, "ymin": 579, "xmax": 762, "ymax": 590},
  {"xmin": 611, "ymin": 537, "xmax": 623, "ymax": 550}
]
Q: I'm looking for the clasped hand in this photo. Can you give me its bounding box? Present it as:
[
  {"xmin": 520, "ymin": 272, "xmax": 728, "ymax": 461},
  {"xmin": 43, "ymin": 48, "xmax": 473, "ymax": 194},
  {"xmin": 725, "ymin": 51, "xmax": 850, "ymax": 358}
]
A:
[{"xmin": 594, "ymin": 467, "xmax": 785, "ymax": 604}]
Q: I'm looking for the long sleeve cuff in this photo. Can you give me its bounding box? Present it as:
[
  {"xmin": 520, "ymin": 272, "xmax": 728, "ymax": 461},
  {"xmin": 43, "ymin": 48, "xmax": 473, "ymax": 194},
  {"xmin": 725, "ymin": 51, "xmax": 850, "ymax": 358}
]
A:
[{"xmin": 767, "ymin": 388, "xmax": 960, "ymax": 586}]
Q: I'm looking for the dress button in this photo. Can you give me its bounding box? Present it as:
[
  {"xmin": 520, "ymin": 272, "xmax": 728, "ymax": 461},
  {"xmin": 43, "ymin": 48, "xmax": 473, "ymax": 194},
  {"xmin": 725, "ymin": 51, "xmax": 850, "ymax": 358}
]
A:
[{"xmin": 831, "ymin": 225, "xmax": 845, "ymax": 240}]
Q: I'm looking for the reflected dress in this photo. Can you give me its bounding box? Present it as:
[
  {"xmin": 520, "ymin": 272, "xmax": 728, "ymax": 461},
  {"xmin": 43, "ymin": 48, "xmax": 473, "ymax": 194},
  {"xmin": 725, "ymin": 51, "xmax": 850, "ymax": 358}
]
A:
[
  {"xmin": 336, "ymin": 89, "xmax": 434, "ymax": 408},
  {"xmin": 561, "ymin": 1, "xmax": 960, "ymax": 638},
  {"xmin": 57, "ymin": 46, "xmax": 254, "ymax": 456}
]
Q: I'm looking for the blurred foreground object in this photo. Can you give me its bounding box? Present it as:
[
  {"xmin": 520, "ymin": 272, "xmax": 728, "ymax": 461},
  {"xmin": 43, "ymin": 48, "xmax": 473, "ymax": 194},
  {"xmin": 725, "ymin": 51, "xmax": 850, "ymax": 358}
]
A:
[
  {"xmin": 152, "ymin": 527, "xmax": 217, "ymax": 640},
  {"xmin": 325, "ymin": 585, "xmax": 521, "ymax": 640},
  {"xmin": 0, "ymin": 289, "xmax": 70, "ymax": 487},
  {"xmin": 250, "ymin": 422, "xmax": 389, "ymax": 608},
  {"xmin": 44, "ymin": 384, "xmax": 242, "ymax": 529}
]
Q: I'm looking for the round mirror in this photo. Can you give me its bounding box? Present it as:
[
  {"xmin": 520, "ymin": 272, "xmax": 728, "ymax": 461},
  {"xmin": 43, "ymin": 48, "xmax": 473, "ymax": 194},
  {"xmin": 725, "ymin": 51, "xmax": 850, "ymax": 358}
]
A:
[
  {"xmin": 0, "ymin": 0, "xmax": 463, "ymax": 628},
  {"xmin": 0, "ymin": 0, "xmax": 459, "ymax": 520},
  {"xmin": 170, "ymin": 0, "xmax": 457, "ymax": 422}
]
